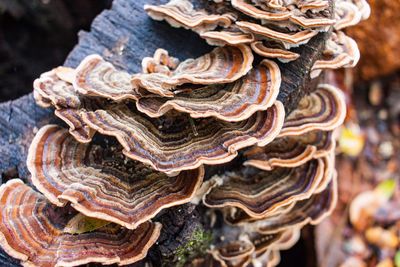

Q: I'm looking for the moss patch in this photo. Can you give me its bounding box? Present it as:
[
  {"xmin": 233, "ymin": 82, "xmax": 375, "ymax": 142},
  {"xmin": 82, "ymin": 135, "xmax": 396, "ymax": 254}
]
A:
[{"xmin": 174, "ymin": 228, "xmax": 213, "ymax": 267}]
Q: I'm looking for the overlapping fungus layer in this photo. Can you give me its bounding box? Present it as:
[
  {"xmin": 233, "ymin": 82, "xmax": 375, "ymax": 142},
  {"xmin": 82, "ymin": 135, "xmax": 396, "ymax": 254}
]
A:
[
  {"xmin": 27, "ymin": 125, "xmax": 204, "ymax": 229},
  {"xmin": 32, "ymin": 45, "xmax": 285, "ymax": 175},
  {"xmin": 199, "ymin": 82, "xmax": 345, "ymax": 266},
  {"xmin": 204, "ymin": 159, "xmax": 326, "ymax": 217},
  {"xmin": 136, "ymin": 59, "xmax": 281, "ymax": 121},
  {"xmin": 145, "ymin": 0, "xmax": 365, "ymax": 67},
  {"xmin": 278, "ymin": 84, "xmax": 346, "ymax": 136},
  {"xmin": 244, "ymin": 130, "xmax": 334, "ymax": 170},
  {"xmin": 0, "ymin": 180, "xmax": 161, "ymax": 267},
  {"xmin": 0, "ymin": 0, "xmax": 370, "ymax": 266},
  {"xmin": 131, "ymin": 45, "xmax": 254, "ymax": 96}
]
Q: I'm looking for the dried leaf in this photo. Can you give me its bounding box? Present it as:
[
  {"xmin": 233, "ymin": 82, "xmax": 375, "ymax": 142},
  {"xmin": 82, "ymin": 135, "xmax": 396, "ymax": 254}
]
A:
[{"xmin": 64, "ymin": 213, "xmax": 111, "ymax": 234}]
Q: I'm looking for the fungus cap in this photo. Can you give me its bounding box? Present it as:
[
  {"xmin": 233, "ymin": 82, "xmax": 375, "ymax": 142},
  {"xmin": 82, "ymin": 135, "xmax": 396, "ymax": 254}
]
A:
[
  {"xmin": 0, "ymin": 179, "xmax": 161, "ymax": 267},
  {"xmin": 27, "ymin": 125, "xmax": 204, "ymax": 229},
  {"xmin": 32, "ymin": 65, "xmax": 285, "ymax": 174},
  {"xmin": 297, "ymin": 0, "xmax": 330, "ymax": 12},
  {"xmin": 232, "ymin": 0, "xmax": 292, "ymax": 21},
  {"xmin": 203, "ymin": 158, "xmax": 325, "ymax": 218},
  {"xmin": 236, "ymin": 21, "xmax": 319, "ymax": 47},
  {"xmin": 334, "ymin": 0, "xmax": 363, "ymax": 30},
  {"xmin": 131, "ymin": 45, "xmax": 254, "ymax": 97},
  {"xmin": 81, "ymin": 101, "xmax": 285, "ymax": 175},
  {"xmin": 244, "ymin": 130, "xmax": 334, "ymax": 170},
  {"xmin": 223, "ymin": 154, "xmax": 335, "ymax": 225},
  {"xmin": 33, "ymin": 68, "xmax": 98, "ymax": 143},
  {"xmin": 142, "ymin": 48, "xmax": 180, "ymax": 74},
  {"xmin": 250, "ymin": 174, "xmax": 337, "ymax": 234},
  {"xmin": 311, "ymin": 31, "xmax": 360, "ymax": 78},
  {"xmin": 231, "ymin": 0, "xmax": 334, "ymax": 28},
  {"xmin": 136, "ymin": 59, "xmax": 281, "ymax": 122},
  {"xmin": 74, "ymin": 55, "xmax": 146, "ymax": 101},
  {"xmin": 200, "ymin": 29, "xmax": 255, "ymax": 46},
  {"xmin": 278, "ymin": 84, "xmax": 346, "ymax": 137},
  {"xmin": 251, "ymin": 41, "xmax": 300, "ymax": 63},
  {"xmin": 210, "ymin": 241, "xmax": 255, "ymax": 267},
  {"xmin": 144, "ymin": 0, "xmax": 236, "ymax": 33},
  {"xmin": 33, "ymin": 68, "xmax": 80, "ymax": 109}
]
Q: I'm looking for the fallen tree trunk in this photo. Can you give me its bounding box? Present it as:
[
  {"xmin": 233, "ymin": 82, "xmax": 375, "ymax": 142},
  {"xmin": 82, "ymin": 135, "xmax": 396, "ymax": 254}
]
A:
[{"xmin": 0, "ymin": 0, "xmax": 331, "ymax": 265}]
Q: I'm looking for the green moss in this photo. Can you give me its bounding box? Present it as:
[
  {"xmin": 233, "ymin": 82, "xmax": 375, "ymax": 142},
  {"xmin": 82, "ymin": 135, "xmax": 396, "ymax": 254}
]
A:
[{"xmin": 174, "ymin": 228, "xmax": 213, "ymax": 267}]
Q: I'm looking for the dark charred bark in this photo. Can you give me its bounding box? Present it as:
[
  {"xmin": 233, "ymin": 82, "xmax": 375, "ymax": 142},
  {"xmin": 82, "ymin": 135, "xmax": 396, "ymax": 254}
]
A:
[{"xmin": 0, "ymin": 0, "xmax": 332, "ymax": 266}]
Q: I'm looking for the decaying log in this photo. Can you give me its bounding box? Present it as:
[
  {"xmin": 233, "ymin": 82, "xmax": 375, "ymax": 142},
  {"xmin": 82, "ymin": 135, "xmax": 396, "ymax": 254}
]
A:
[{"xmin": 0, "ymin": 0, "xmax": 331, "ymax": 265}]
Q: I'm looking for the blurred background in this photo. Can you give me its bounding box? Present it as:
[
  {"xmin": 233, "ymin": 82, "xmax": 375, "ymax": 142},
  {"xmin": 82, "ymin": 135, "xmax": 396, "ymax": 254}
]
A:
[
  {"xmin": 0, "ymin": 0, "xmax": 399, "ymax": 266},
  {"xmin": 0, "ymin": 0, "xmax": 111, "ymax": 101}
]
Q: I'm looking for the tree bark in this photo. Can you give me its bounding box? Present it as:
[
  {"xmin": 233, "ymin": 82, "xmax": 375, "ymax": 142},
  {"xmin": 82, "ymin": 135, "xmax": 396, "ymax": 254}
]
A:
[{"xmin": 0, "ymin": 0, "xmax": 331, "ymax": 265}]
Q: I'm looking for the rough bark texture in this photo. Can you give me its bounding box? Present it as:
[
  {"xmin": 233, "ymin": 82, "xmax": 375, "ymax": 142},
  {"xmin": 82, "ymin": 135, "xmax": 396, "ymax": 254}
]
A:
[{"xmin": 0, "ymin": 0, "xmax": 331, "ymax": 265}]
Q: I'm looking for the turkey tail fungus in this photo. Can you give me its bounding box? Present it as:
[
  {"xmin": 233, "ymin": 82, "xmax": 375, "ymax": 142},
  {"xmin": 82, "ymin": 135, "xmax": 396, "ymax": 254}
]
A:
[
  {"xmin": 0, "ymin": 0, "xmax": 370, "ymax": 266},
  {"xmin": 0, "ymin": 179, "xmax": 161, "ymax": 267}
]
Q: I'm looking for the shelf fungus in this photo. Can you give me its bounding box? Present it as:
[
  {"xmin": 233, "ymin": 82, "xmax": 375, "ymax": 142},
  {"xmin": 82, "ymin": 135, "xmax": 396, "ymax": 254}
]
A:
[
  {"xmin": 236, "ymin": 21, "xmax": 319, "ymax": 48},
  {"xmin": 142, "ymin": 48, "xmax": 180, "ymax": 74},
  {"xmin": 27, "ymin": 125, "xmax": 204, "ymax": 229},
  {"xmin": 203, "ymin": 159, "xmax": 325, "ymax": 218},
  {"xmin": 334, "ymin": 0, "xmax": 362, "ymax": 30},
  {"xmin": 223, "ymin": 154, "xmax": 335, "ymax": 225},
  {"xmin": 15, "ymin": 0, "xmax": 371, "ymax": 266},
  {"xmin": 310, "ymin": 0, "xmax": 368, "ymax": 78},
  {"xmin": 311, "ymin": 31, "xmax": 360, "ymax": 78},
  {"xmin": 81, "ymin": 102, "xmax": 285, "ymax": 174},
  {"xmin": 334, "ymin": 0, "xmax": 370, "ymax": 31},
  {"xmin": 250, "ymin": 229, "xmax": 301, "ymax": 266},
  {"xmin": 32, "ymin": 56, "xmax": 284, "ymax": 174},
  {"xmin": 200, "ymin": 227, "xmax": 300, "ymax": 267},
  {"xmin": 231, "ymin": 0, "xmax": 335, "ymax": 28},
  {"xmin": 144, "ymin": 0, "xmax": 236, "ymax": 34},
  {"xmin": 145, "ymin": 0, "xmax": 334, "ymax": 57},
  {"xmin": 351, "ymin": 0, "xmax": 371, "ymax": 20},
  {"xmin": 195, "ymin": 84, "xmax": 343, "ymax": 266},
  {"xmin": 278, "ymin": 84, "xmax": 346, "ymax": 137},
  {"xmin": 251, "ymin": 41, "xmax": 300, "ymax": 63},
  {"xmin": 200, "ymin": 28, "xmax": 255, "ymax": 46},
  {"xmin": 33, "ymin": 66, "xmax": 97, "ymax": 143},
  {"xmin": 296, "ymin": 0, "xmax": 330, "ymax": 12},
  {"xmin": 73, "ymin": 45, "xmax": 253, "ymax": 99},
  {"xmin": 131, "ymin": 45, "xmax": 254, "ymax": 97},
  {"xmin": 33, "ymin": 67, "xmax": 79, "ymax": 109},
  {"xmin": 225, "ymin": 173, "xmax": 337, "ymax": 230},
  {"xmin": 210, "ymin": 241, "xmax": 255, "ymax": 267},
  {"xmin": 248, "ymin": 174, "xmax": 337, "ymax": 234},
  {"xmin": 0, "ymin": 179, "xmax": 161, "ymax": 267},
  {"xmin": 136, "ymin": 59, "xmax": 281, "ymax": 121},
  {"xmin": 244, "ymin": 130, "xmax": 334, "ymax": 170},
  {"xmin": 74, "ymin": 54, "xmax": 147, "ymax": 101}
]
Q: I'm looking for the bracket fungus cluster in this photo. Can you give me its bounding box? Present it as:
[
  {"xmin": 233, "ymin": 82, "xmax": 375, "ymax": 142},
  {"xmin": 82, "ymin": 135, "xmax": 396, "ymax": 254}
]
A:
[
  {"xmin": 0, "ymin": 0, "xmax": 370, "ymax": 266},
  {"xmin": 145, "ymin": 0, "xmax": 365, "ymax": 68},
  {"xmin": 0, "ymin": 179, "xmax": 161, "ymax": 267}
]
